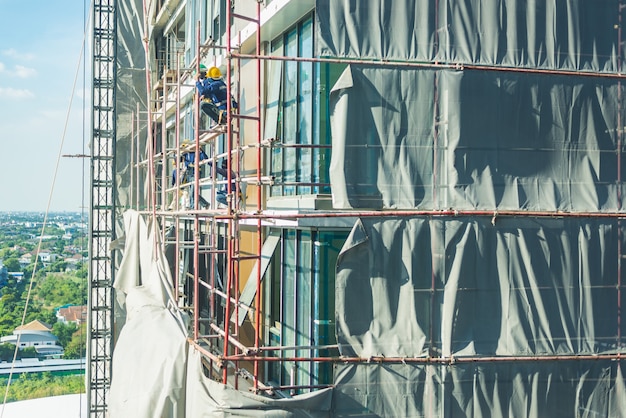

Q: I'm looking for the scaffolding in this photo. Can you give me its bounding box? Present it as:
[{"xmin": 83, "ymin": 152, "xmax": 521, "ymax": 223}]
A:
[
  {"xmin": 87, "ymin": 0, "xmax": 116, "ymax": 416},
  {"xmin": 134, "ymin": 1, "xmax": 277, "ymax": 392},
  {"xmin": 93, "ymin": 0, "xmax": 626, "ymax": 416},
  {"xmin": 114, "ymin": 0, "xmax": 347, "ymax": 396}
]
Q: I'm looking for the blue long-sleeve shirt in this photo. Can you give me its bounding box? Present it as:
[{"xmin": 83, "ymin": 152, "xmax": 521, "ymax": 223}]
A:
[
  {"xmin": 196, "ymin": 77, "xmax": 238, "ymax": 110},
  {"xmin": 183, "ymin": 150, "xmax": 208, "ymax": 177}
]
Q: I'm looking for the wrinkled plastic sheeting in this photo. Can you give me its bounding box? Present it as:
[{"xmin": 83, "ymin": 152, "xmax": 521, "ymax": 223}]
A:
[
  {"xmin": 336, "ymin": 217, "xmax": 625, "ymax": 358},
  {"xmin": 109, "ymin": 211, "xmax": 335, "ymax": 417},
  {"xmin": 109, "ymin": 210, "xmax": 189, "ymax": 417},
  {"xmin": 316, "ymin": 0, "xmax": 624, "ymax": 72},
  {"xmin": 334, "ymin": 216, "xmax": 626, "ymax": 417},
  {"xmin": 332, "ymin": 361, "xmax": 626, "ymax": 417},
  {"xmin": 116, "ymin": 0, "xmax": 148, "ymax": 210},
  {"xmin": 186, "ymin": 348, "xmax": 333, "ymax": 417},
  {"xmin": 329, "ymin": 65, "xmax": 624, "ymax": 211}
]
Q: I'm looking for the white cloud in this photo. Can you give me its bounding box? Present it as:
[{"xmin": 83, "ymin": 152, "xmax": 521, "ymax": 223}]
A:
[
  {"xmin": 0, "ymin": 62, "xmax": 4, "ymax": 72},
  {"xmin": 0, "ymin": 87, "xmax": 34, "ymax": 99},
  {"xmin": 2, "ymin": 49, "xmax": 35, "ymax": 61},
  {"xmin": 14, "ymin": 65, "xmax": 36, "ymax": 78}
]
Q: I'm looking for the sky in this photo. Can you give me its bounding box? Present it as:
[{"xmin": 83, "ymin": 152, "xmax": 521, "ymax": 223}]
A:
[{"xmin": 0, "ymin": 1, "xmax": 89, "ymax": 212}]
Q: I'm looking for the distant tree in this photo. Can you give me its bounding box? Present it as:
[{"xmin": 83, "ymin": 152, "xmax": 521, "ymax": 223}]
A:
[
  {"xmin": 64, "ymin": 324, "xmax": 86, "ymax": 359},
  {"xmin": 52, "ymin": 321, "xmax": 78, "ymax": 348},
  {"xmin": 49, "ymin": 260, "xmax": 68, "ymax": 273},
  {"xmin": 0, "ymin": 373, "xmax": 85, "ymax": 402},
  {"xmin": 35, "ymin": 273, "xmax": 86, "ymax": 307},
  {"xmin": 0, "ymin": 248, "xmax": 14, "ymax": 258},
  {"xmin": 19, "ymin": 347, "xmax": 37, "ymax": 359},
  {"xmin": 2, "ymin": 257, "xmax": 21, "ymax": 272},
  {"xmin": 38, "ymin": 309, "xmax": 57, "ymax": 326},
  {"xmin": 75, "ymin": 265, "xmax": 87, "ymax": 279},
  {"xmin": 0, "ymin": 343, "xmax": 16, "ymax": 362}
]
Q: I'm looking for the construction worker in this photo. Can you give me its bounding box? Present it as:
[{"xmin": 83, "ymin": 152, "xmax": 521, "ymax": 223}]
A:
[
  {"xmin": 182, "ymin": 141, "xmax": 210, "ymax": 209},
  {"xmin": 196, "ymin": 64, "xmax": 238, "ymax": 127},
  {"xmin": 206, "ymin": 159, "xmax": 238, "ymax": 206}
]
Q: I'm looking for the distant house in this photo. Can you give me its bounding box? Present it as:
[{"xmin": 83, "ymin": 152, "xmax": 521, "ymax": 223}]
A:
[
  {"xmin": 18, "ymin": 253, "xmax": 32, "ymax": 268},
  {"xmin": 38, "ymin": 252, "xmax": 58, "ymax": 267},
  {"xmin": 56, "ymin": 305, "xmax": 87, "ymax": 325},
  {"xmin": 7, "ymin": 272, "xmax": 24, "ymax": 282},
  {"xmin": 64, "ymin": 253, "xmax": 85, "ymax": 267},
  {"xmin": 0, "ymin": 320, "xmax": 64, "ymax": 359}
]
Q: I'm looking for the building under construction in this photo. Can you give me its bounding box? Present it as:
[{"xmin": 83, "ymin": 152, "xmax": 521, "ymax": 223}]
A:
[{"xmin": 88, "ymin": 0, "xmax": 626, "ymax": 416}]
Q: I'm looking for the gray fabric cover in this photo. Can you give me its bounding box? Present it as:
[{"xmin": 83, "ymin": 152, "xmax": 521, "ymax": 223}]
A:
[
  {"xmin": 109, "ymin": 210, "xmax": 189, "ymax": 417},
  {"xmin": 317, "ymin": 0, "xmax": 622, "ymax": 72},
  {"xmin": 186, "ymin": 348, "xmax": 333, "ymax": 417},
  {"xmin": 320, "ymin": 0, "xmax": 626, "ymax": 417},
  {"xmin": 329, "ymin": 65, "xmax": 623, "ymax": 211},
  {"xmin": 108, "ymin": 211, "xmax": 335, "ymax": 417},
  {"xmin": 332, "ymin": 361, "xmax": 626, "ymax": 417},
  {"xmin": 334, "ymin": 216, "xmax": 626, "ymax": 417}
]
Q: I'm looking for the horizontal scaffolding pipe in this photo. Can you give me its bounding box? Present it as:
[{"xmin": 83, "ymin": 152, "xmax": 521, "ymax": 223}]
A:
[
  {"xmin": 255, "ymin": 344, "xmax": 340, "ymax": 352},
  {"xmin": 232, "ymin": 52, "xmax": 626, "ymax": 80},
  {"xmin": 198, "ymin": 280, "xmax": 244, "ymax": 308},
  {"xmin": 189, "ymin": 339, "xmax": 222, "ymax": 367},
  {"xmin": 236, "ymin": 209, "xmax": 626, "ymax": 221},
  {"xmin": 209, "ymin": 323, "xmax": 252, "ymax": 355},
  {"xmin": 262, "ymin": 384, "xmax": 333, "ymax": 391},
  {"xmin": 221, "ymin": 353, "xmax": 625, "ymax": 365},
  {"xmin": 139, "ymin": 208, "xmax": 626, "ymax": 221},
  {"xmin": 231, "ymin": 12, "xmax": 259, "ymax": 24}
]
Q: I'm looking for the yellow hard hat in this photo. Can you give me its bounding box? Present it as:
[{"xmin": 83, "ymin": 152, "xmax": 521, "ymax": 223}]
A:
[{"xmin": 208, "ymin": 66, "xmax": 222, "ymax": 79}]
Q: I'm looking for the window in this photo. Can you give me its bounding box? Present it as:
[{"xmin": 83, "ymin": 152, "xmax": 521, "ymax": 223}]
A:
[
  {"xmin": 214, "ymin": 0, "xmax": 227, "ymax": 42},
  {"xmin": 268, "ymin": 15, "xmax": 329, "ymax": 197},
  {"xmin": 266, "ymin": 14, "xmax": 346, "ymax": 197},
  {"xmin": 263, "ymin": 228, "xmax": 347, "ymax": 391}
]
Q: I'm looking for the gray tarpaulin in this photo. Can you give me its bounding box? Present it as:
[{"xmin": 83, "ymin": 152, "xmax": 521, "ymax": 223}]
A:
[
  {"xmin": 186, "ymin": 348, "xmax": 334, "ymax": 417},
  {"xmin": 334, "ymin": 217, "xmax": 626, "ymax": 417},
  {"xmin": 329, "ymin": 65, "xmax": 623, "ymax": 211},
  {"xmin": 116, "ymin": 0, "xmax": 148, "ymax": 212},
  {"xmin": 336, "ymin": 217, "xmax": 623, "ymax": 358},
  {"xmin": 316, "ymin": 0, "xmax": 623, "ymax": 72},
  {"xmin": 320, "ymin": 0, "xmax": 626, "ymax": 417},
  {"xmin": 109, "ymin": 210, "xmax": 189, "ymax": 417},
  {"xmin": 332, "ymin": 361, "xmax": 626, "ymax": 417},
  {"xmin": 108, "ymin": 211, "xmax": 334, "ymax": 417}
]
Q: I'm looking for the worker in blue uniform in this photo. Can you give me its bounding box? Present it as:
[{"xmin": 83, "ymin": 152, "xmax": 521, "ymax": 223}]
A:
[{"xmin": 196, "ymin": 64, "xmax": 238, "ymax": 127}]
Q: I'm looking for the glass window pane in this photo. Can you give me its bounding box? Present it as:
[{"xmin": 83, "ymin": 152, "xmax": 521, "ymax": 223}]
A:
[
  {"xmin": 297, "ymin": 19, "xmax": 313, "ymax": 194},
  {"xmin": 281, "ymin": 230, "xmax": 296, "ymax": 384},
  {"xmin": 283, "ymin": 29, "xmax": 298, "ymax": 196},
  {"xmin": 296, "ymin": 231, "xmax": 312, "ymax": 389},
  {"xmin": 312, "ymin": 230, "xmax": 347, "ymax": 384},
  {"xmin": 270, "ymin": 38, "xmax": 284, "ymax": 196}
]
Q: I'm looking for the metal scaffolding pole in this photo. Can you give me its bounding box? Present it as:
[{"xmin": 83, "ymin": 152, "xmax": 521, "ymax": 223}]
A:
[{"xmin": 87, "ymin": 0, "xmax": 116, "ymax": 416}]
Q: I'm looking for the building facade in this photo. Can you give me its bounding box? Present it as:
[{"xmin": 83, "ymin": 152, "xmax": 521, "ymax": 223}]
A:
[{"xmin": 91, "ymin": 0, "xmax": 626, "ymax": 416}]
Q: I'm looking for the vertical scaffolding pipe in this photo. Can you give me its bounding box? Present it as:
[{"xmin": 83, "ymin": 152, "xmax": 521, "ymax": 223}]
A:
[
  {"xmin": 161, "ymin": 70, "xmax": 168, "ymax": 243},
  {"xmin": 223, "ymin": 0, "xmax": 234, "ymax": 385},
  {"xmin": 136, "ymin": 103, "xmax": 141, "ymax": 210},
  {"xmin": 617, "ymin": 0, "xmax": 623, "ymax": 352},
  {"xmin": 174, "ymin": 52, "xmax": 182, "ymax": 298},
  {"xmin": 429, "ymin": 2, "xmax": 440, "ymax": 415},
  {"xmin": 192, "ymin": 22, "xmax": 202, "ymax": 340},
  {"xmin": 253, "ymin": 0, "xmax": 263, "ymax": 391},
  {"xmin": 232, "ymin": 29, "xmax": 243, "ymax": 391},
  {"xmin": 130, "ymin": 110, "xmax": 135, "ymax": 210},
  {"xmin": 142, "ymin": 0, "xmax": 156, "ymax": 220}
]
